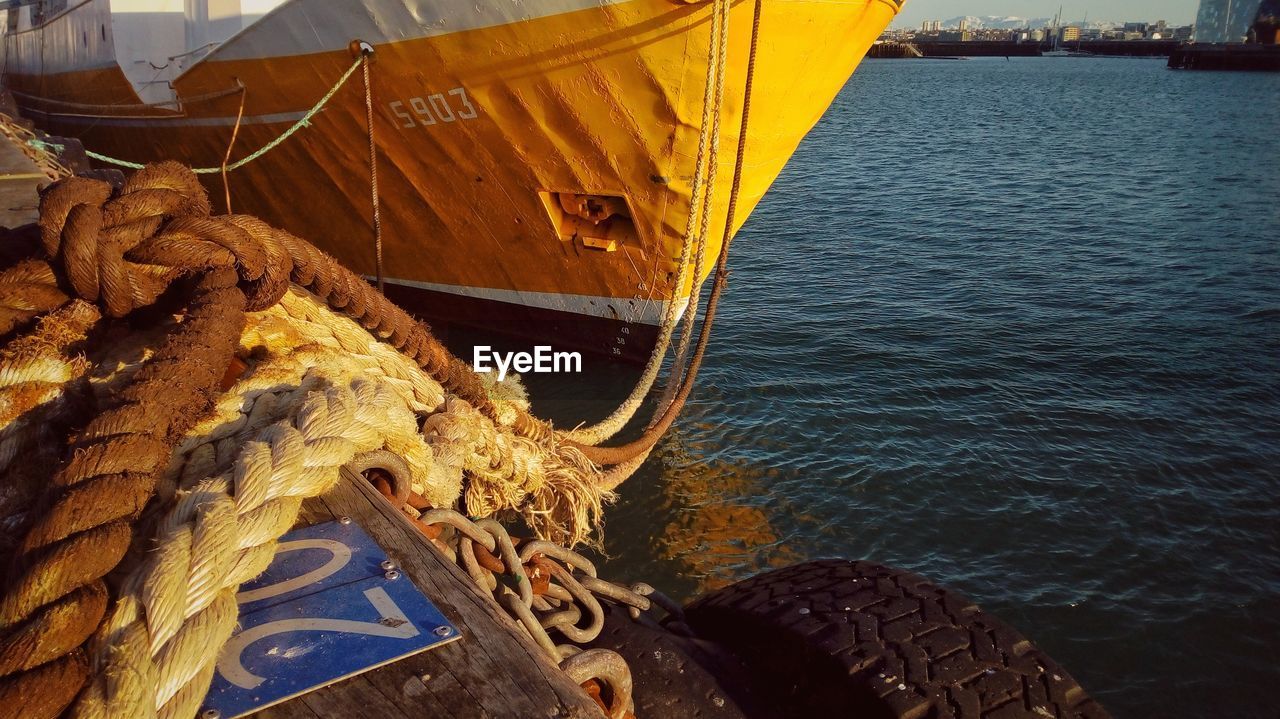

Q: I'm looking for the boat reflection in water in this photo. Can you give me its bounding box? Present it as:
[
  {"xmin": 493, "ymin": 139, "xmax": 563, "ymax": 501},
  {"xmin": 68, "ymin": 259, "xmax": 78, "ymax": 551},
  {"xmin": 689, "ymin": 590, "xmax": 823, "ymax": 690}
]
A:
[{"xmin": 597, "ymin": 428, "xmax": 801, "ymax": 599}]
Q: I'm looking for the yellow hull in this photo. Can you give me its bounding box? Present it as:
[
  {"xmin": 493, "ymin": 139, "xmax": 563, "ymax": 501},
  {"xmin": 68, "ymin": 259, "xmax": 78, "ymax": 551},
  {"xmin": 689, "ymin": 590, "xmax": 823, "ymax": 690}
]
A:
[{"xmin": 4, "ymin": 0, "xmax": 900, "ymax": 355}]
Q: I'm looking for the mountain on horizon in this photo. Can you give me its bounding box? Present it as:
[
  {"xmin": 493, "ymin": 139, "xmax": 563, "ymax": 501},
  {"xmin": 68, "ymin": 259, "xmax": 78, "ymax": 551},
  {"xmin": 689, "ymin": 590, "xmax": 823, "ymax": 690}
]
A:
[
  {"xmin": 936, "ymin": 15, "xmax": 1150, "ymax": 30},
  {"xmin": 940, "ymin": 15, "xmax": 1051, "ymax": 30}
]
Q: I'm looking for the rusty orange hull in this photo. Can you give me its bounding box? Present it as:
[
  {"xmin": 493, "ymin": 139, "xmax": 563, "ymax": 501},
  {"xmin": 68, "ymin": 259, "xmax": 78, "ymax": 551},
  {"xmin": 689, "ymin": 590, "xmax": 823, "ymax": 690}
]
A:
[{"xmin": 2, "ymin": 0, "xmax": 900, "ymax": 359}]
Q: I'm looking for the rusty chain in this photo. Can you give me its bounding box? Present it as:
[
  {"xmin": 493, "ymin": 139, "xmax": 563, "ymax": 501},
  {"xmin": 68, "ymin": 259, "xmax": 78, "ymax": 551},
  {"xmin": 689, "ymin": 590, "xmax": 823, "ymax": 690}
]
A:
[
  {"xmin": 356, "ymin": 456, "xmax": 696, "ymax": 719},
  {"xmin": 0, "ymin": 153, "xmax": 693, "ymax": 714},
  {"xmin": 0, "ymin": 161, "xmax": 560, "ymax": 716}
]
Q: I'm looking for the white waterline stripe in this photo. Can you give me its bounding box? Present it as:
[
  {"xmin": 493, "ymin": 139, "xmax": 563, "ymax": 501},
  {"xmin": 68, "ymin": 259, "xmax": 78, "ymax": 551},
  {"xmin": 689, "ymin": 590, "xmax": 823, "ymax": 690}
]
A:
[{"xmin": 378, "ymin": 276, "xmax": 688, "ymax": 327}]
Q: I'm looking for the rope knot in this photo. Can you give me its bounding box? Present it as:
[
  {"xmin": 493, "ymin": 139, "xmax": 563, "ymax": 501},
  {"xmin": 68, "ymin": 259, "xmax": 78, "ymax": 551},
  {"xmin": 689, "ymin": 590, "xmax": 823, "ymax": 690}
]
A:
[{"xmin": 36, "ymin": 162, "xmax": 291, "ymax": 317}]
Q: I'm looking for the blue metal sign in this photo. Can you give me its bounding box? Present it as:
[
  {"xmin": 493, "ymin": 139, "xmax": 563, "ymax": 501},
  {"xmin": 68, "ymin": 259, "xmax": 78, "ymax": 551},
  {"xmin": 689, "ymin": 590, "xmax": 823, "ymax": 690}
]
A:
[{"xmin": 201, "ymin": 520, "xmax": 459, "ymax": 718}]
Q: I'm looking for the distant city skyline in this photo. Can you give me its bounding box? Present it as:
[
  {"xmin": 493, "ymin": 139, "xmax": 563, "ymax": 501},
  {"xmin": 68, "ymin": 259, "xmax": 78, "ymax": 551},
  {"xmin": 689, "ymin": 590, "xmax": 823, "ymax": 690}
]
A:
[{"xmin": 890, "ymin": 1, "xmax": 1200, "ymax": 28}]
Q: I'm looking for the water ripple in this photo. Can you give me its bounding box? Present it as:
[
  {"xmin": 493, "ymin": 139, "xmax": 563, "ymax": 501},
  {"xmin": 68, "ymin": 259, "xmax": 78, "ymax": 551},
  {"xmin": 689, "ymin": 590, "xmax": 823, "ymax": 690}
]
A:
[{"xmin": 591, "ymin": 58, "xmax": 1279, "ymax": 719}]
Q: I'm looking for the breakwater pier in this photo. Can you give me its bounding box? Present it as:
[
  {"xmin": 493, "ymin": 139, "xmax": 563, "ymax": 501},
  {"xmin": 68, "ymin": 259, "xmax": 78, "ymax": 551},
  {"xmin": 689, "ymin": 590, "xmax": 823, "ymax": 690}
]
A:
[
  {"xmin": 1169, "ymin": 43, "xmax": 1280, "ymax": 70},
  {"xmin": 870, "ymin": 39, "xmax": 1180, "ymax": 60}
]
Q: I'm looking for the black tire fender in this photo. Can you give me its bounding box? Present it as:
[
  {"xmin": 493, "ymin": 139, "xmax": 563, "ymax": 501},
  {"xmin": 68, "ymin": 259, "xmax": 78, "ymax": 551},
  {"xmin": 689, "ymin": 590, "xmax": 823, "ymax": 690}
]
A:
[{"xmin": 684, "ymin": 560, "xmax": 1110, "ymax": 719}]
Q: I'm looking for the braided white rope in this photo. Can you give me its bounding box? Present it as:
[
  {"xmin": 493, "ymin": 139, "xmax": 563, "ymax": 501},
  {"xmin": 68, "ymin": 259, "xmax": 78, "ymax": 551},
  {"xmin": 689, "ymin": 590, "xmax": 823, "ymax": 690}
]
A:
[
  {"xmin": 162, "ymin": 288, "xmax": 453, "ymax": 508},
  {"xmin": 73, "ymin": 379, "xmax": 411, "ymax": 719},
  {"xmin": 82, "ymin": 284, "xmax": 607, "ymax": 539}
]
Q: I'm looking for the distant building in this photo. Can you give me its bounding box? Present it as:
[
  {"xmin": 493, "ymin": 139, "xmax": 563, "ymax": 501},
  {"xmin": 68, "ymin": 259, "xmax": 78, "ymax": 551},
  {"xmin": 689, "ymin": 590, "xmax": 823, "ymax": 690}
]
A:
[
  {"xmin": 1174, "ymin": 25, "xmax": 1196, "ymax": 41},
  {"xmin": 958, "ymin": 18, "xmax": 969, "ymax": 31},
  {"xmin": 1123, "ymin": 22, "xmax": 1150, "ymax": 34},
  {"xmin": 1195, "ymin": 0, "xmax": 1265, "ymax": 42},
  {"xmin": 921, "ymin": 19, "xmax": 942, "ymax": 33},
  {"xmin": 938, "ymin": 30, "xmax": 974, "ymax": 42},
  {"xmin": 1253, "ymin": 0, "xmax": 1280, "ymax": 43},
  {"xmin": 1061, "ymin": 26, "xmax": 1081, "ymax": 42},
  {"xmin": 1031, "ymin": 28, "xmax": 1046, "ymax": 41}
]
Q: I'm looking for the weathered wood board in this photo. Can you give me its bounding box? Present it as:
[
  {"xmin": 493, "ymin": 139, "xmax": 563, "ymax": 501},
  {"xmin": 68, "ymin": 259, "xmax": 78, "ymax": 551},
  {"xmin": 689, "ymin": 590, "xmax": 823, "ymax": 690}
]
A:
[
  {"xmin": 0, "ymin": 131, "xmax": 44, "ymax": 228},
  {"xmin": 257, "ymin": 469, "xmax": 604, "ymax": 718}
]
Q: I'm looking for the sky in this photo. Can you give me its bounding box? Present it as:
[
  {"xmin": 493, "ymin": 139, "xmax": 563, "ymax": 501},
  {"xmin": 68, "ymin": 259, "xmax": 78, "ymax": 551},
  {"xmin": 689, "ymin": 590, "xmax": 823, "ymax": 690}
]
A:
[{"xmin": 890, "ymin": 1, "xmax": 1201, "ymax": 27}]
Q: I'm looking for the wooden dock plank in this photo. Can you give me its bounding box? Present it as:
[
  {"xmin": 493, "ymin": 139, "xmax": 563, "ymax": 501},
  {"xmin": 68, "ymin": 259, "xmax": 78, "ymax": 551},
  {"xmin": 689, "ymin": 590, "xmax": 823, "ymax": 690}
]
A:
[
  {"xmin": 0, "ymin": 132, "xmax": 45, "ymax": 229},
  {"xmin": 257, "ymin": 469, "xmax": 604, "ymax": 718}
]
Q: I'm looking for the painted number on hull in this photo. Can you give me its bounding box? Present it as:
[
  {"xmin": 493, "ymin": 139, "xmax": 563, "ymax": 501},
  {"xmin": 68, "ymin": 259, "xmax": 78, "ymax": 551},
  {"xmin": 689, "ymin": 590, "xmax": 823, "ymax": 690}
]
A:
[{"xmin": 390, "ymin": 88, "xmax": 478, "ymax": 128}]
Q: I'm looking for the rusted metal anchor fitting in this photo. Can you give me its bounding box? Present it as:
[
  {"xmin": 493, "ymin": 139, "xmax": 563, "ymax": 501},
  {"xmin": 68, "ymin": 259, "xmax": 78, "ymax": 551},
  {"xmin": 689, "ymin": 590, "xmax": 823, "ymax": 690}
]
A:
[
  {"xmin": 559, "ymin": 649, "xmax": 634, "ymax": 719},
  {"xmin": 345, "ymin": 449, "xmax": 411, "ymax": 506},
  {"xmin": 348, "ymin": 39, "xmax": 375, "ymax": 59}
]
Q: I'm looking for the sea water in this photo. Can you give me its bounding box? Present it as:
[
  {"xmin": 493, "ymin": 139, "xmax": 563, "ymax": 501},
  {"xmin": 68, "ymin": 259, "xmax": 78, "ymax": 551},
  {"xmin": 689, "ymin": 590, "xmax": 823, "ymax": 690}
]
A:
[{"xmin": 585, "ymin": 57, "xmax": 1279, "ymax": 718}]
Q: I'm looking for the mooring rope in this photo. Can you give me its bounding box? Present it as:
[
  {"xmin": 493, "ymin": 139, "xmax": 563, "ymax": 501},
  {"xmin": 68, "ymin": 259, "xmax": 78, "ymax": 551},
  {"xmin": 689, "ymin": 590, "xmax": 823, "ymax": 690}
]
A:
[
  {"xmin": 0, "ymin": 161, "xmax": 620, "ymax": 717},
  {"xmin": 562, "ymin": 0, "xmax": 731, "ymax": 446},
  {"xmin": 359, "ymin": 49, "xmax": 385, "ymax": 293},
  {"xmin": 560, "ymin": 0, "xmax": 763, "ymax": 467},
  {"xmin": 0, "ymin": 302, "xmax": 99, "ymax": 549},
  {"xmin": 74, "ymin": 379, "xmax": 413, "ymax": 719},
  {"xmin": 659, "ymin": 0, "xmax": 732, "ymax": 416},
  {"xmin": 718, "ymin": 0, "xmax": 763, "ymax": 271}
]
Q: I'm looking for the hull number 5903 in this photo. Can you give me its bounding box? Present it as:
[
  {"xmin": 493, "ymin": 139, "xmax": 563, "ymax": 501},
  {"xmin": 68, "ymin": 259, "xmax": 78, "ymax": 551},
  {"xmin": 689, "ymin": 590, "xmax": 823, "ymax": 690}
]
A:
[{"xmin": 389, "ymin": 88, "xmax": 478, "ymax": 128}]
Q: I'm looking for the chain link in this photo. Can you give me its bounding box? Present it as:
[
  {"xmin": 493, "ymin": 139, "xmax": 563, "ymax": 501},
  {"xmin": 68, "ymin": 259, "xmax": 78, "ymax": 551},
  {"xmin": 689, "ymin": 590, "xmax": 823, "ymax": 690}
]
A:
[
  {"xmin": 354, "ymin": 454, "xmax": 685, "ymax": 718},
  {"xmin": 425, "ymin": 506, "xmax": 658, "ymax": 718}
]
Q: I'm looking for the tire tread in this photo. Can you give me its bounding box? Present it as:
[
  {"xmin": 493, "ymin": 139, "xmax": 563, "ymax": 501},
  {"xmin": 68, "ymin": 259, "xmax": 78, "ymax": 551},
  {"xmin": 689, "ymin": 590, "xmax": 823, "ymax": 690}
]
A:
[{"xmin": 685, "ymin": 560, "xmax": 1109, "ymax": 719}]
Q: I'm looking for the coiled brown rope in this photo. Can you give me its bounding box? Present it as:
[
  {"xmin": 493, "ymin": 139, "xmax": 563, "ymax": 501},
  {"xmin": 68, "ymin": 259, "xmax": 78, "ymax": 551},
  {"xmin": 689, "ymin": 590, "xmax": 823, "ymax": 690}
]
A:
[
  {"xmin": 0, "ymin": 259, "xmax": 70, "ymax": 337},
  {"xmin": 0, "ymin": 159, "xmax": 613, "ymax": 716},
  {"xmin": 0, "ymin": 164, "xmax": 267, "ymax": 717},
  {"xmin": 0, "ymin": 300, "xmax": 101, "ymax": 547},
  {"xmin": 0, "ymin": 271, "xmax": 246, "ymax": 719},
  {"xmin": 1, "ymin": 163, "xmax": 504, "ymax": 420},
  {"xmin": 0, "ymin": 101, "xmax": 753, "ymax": 701}
]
